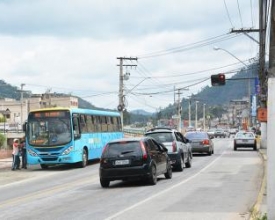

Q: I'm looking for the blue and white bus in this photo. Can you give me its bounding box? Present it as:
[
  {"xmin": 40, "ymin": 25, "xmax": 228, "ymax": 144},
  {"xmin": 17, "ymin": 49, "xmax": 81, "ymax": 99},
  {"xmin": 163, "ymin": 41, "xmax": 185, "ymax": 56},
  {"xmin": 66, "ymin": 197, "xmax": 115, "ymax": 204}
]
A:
[{"xmin": 24, "ymin": 107, "xmax": 123, "ymax": 169}]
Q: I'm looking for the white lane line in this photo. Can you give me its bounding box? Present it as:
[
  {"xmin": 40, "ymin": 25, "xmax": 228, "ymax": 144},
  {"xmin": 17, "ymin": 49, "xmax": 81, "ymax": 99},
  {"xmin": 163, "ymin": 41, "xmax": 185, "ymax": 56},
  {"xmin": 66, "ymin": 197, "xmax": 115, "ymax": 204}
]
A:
[{"xmin": 105, "ymin": 150, "xmax": 227, "ymax": 220}]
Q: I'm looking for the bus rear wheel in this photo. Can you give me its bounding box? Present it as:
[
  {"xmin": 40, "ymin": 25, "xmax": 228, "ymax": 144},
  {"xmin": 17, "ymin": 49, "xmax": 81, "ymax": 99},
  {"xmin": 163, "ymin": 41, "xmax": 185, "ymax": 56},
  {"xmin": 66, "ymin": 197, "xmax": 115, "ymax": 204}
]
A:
[{"xmin": 78, "ymin": 148, "xmax": 88, "ymax": 168}]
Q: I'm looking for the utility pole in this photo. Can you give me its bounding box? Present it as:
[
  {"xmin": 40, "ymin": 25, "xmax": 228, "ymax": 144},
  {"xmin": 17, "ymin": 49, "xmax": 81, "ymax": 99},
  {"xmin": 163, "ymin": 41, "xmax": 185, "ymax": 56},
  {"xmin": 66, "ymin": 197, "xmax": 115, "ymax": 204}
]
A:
[
  {"xmin": 117, "ymin": 57, "xmax": 137, "ymax": 127},
  {"xmin": 189, "ymin": 99, "xmax": 191, "ymax": 127},
  {"xmin": 176, "ymin": 89, "xmax": 182, "ymax": 132},
  {"xmin": 20, "ymin": 83, "xmax": 25, "ymax": 126},
  {"xmin": 267, "ymin": 1, "xmax": 275, "ymax": 219},
  {"xmin": 259, "ymin": 0, "xmax": 268, "ymax": 149}
]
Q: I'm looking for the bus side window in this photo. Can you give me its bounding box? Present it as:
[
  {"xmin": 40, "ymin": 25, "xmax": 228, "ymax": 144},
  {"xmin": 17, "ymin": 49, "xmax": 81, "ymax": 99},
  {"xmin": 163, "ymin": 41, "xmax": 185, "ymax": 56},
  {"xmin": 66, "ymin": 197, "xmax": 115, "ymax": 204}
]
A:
[{"xmin": 73, "ymin": 117, "xmax": 81, "ymax": 139}]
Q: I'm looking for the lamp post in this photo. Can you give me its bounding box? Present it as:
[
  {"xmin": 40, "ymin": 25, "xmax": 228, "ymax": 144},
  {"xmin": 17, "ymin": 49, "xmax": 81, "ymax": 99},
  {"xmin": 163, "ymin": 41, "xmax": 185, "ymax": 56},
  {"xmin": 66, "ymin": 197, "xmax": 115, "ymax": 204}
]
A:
[{"xmin": 213, "ymin": 46, "xmax": 251, "ymax": 128}]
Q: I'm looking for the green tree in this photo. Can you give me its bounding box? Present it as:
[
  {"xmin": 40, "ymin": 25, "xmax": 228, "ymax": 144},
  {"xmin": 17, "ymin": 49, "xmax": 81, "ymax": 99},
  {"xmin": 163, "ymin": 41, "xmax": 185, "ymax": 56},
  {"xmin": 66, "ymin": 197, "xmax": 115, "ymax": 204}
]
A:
[{"xmin": 0, "ymin": 133, "xmax": 6, "ymax": 147}]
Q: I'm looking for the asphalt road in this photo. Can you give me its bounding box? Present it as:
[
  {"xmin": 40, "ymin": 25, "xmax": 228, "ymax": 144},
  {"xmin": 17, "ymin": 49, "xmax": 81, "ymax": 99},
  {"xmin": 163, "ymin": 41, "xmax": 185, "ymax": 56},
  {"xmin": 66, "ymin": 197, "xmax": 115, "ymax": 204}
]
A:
[{"xmin": 0, "ymin": 138, "xmax": 263, "ymax": 220}]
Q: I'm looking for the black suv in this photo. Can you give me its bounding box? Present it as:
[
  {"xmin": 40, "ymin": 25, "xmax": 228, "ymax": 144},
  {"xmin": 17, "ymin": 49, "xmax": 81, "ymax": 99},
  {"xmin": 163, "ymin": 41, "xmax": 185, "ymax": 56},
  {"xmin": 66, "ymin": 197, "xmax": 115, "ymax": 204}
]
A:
[
  {"xmin": 99, "ymin": 136, "xmax": 172, "ymax": 188},
  {"xmin": 144, "ymin": 127, "xmax": 192, "ymax": 171}
]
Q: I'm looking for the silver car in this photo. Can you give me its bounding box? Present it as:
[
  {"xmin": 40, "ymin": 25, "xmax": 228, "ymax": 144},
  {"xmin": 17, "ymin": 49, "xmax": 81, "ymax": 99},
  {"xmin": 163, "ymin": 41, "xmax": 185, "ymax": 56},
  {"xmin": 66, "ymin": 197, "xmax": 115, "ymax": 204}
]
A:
[
  {"xmin": 234, "ymin": 131, "xmax": 257, "ymax": 151},
  {"xmin": 185, "ymin": 131, "xmax": 214, "ymax": 156},
  {"xmin": 145, "ymin": 127, "xmax": 192, "ymax": 171}
]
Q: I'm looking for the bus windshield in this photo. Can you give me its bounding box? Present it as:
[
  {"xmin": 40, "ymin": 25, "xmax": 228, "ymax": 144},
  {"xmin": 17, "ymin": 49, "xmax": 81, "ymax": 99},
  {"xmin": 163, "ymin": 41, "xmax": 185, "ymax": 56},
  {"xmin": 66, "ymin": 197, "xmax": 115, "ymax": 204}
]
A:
[{"xmin": 28, "ymin": 111, "xmax": 72, "ymax": 147}]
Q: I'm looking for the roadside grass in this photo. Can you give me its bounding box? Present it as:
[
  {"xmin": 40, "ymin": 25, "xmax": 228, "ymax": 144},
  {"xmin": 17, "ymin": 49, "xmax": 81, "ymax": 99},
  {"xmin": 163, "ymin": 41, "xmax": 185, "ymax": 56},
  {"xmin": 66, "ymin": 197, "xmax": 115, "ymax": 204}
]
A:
[{"xmin": 250, "ymin": 210, "xmax": 267, "ymax": 220}]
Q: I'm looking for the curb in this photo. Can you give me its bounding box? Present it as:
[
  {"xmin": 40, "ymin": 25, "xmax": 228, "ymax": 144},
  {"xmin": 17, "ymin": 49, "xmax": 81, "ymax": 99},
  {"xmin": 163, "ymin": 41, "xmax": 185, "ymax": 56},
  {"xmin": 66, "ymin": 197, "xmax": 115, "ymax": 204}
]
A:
[{"xmin": 249, "ymin": 149, "xmax": 267, "ymax": 219}]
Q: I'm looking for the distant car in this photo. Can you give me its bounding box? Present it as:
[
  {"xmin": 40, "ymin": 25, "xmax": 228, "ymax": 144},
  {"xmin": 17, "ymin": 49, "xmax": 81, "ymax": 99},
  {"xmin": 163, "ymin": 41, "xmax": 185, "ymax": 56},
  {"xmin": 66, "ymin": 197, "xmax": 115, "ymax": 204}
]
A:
[
  {"xmin": 185, "ymin": 131, "xmax": 214, "ymax": 155},
  {"xmin": 229, "ymin": 128, "xmax": 238, "ymax": 135},
  {"xmin": 99, "ymin": 136, "xmax": 172, "ymax": 188},
  {"xmin": 207, "ymin": 128, "xmax": 216, "ymax": 139},
  {"xmin": 144, "ymin": 127, "xmax": 192, "ymax": 171},
  {"xmin": 234, "ymin": 131, "xmax": 257, "ymax": 151},
  {"xmin": 214, "ymin": 128, "xmax": 226, "ymax": 138}
]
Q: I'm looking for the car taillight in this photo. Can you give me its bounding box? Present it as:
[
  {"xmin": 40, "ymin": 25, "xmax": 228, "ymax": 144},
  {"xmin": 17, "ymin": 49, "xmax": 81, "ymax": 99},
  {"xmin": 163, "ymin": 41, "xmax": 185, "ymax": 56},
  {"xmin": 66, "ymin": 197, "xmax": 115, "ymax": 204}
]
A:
[
  {"xmin": 201, "ymin": 139, "xmax": 210, "ymax": 145},
  {"xmin": 172, "ymin": 141, "xmax": 177, "ymax": 152},
  {"xmin": 140, "ymin": 141, "xmax": 148, "ymax": 160}
]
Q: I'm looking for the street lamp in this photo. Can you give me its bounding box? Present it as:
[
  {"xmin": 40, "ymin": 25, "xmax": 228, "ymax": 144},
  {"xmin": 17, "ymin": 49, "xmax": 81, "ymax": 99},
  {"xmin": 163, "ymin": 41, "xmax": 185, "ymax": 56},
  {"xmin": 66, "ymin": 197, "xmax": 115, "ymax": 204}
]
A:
[{"xmin": 213, "ymin": 46, "xmax": 251, "ymax": 128}]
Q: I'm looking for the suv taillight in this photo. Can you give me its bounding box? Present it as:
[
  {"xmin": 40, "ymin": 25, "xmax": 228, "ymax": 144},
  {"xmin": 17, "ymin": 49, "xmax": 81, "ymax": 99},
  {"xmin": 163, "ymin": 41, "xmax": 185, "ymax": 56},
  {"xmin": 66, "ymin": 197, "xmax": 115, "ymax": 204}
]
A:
[
  {"xmin": 201, "ymin": 139, "xmax": 210, "ymax": 145},
  {"xmin": 172, "ymin": 141, "xmax": 177, "ymax": 152},
  {"xmin": 140, "ymin": 141, "xmax": 148, "ymax": 160}
]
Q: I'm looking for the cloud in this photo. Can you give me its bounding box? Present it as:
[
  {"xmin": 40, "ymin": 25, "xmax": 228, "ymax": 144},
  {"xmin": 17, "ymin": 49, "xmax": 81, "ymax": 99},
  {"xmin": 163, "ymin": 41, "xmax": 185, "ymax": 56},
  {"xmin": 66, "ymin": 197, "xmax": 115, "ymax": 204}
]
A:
[{"xmin": 0, "ymin": 0, "xmax": 260, "ymax": 112}]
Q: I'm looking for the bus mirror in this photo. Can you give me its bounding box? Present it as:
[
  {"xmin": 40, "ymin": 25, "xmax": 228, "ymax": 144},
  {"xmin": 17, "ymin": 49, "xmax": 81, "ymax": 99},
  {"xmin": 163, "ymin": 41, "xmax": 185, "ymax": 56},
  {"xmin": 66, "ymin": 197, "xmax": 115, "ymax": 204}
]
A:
[{"xmin": 22, "ymin": 122, "xmax": 27, "ymax": 132}]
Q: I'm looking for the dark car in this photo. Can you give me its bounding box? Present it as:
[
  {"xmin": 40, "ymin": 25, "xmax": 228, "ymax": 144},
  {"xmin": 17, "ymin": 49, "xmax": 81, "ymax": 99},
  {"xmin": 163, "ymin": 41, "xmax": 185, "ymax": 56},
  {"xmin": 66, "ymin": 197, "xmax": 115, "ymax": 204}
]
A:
[
  {"xmin": 184, "ymin": 131, "xmax": 214, "ymax": 155},
  {"xmin": 99, "ymin": 136, "xmax": 172, "ymax": 188},
  {"xmin": 144, "ymin": 127, "xmax": 192, "ymax": 171}
]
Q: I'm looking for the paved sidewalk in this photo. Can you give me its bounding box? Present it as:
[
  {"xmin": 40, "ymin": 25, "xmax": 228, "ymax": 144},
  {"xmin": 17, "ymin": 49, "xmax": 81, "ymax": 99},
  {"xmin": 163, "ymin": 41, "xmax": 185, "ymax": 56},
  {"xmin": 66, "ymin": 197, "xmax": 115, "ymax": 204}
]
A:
[
  {"xmin": 0, "ymin": 157, "xmax": 13, "ymax": 170},
  {"xmin": 250, "ymin": 148, "xmax": 267, "ymax": 220}
]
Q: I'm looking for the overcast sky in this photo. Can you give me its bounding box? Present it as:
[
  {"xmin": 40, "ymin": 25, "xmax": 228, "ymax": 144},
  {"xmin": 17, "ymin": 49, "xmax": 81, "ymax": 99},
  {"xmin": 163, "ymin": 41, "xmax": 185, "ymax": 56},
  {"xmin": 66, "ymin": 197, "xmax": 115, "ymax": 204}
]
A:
[{"xmin": 0, "ymin": 0, "xmax": 261, "ymax": 112}]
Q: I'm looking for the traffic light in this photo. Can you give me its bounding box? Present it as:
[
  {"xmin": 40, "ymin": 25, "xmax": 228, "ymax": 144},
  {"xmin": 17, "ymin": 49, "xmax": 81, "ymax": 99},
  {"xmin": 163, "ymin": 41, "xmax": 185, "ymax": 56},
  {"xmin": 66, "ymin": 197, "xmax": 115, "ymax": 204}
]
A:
[{"xmin": 211, "ymin": 73, "xmax": 226, "ymax": 86}]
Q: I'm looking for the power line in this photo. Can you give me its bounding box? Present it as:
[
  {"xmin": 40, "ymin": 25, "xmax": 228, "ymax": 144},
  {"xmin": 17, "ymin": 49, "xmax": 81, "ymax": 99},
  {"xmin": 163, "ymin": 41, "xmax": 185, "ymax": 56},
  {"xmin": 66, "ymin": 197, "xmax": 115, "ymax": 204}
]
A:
[
  {"xmin": 236, "ymin": 0, "xmax": 244, "ymax": 27},
  {"xmin": 224, "ymin": 0, "xmax": 234, "ymax": 28},
  {"xmin": 137, "ymin": 33, "xmax": 242, "ymax": 59}
]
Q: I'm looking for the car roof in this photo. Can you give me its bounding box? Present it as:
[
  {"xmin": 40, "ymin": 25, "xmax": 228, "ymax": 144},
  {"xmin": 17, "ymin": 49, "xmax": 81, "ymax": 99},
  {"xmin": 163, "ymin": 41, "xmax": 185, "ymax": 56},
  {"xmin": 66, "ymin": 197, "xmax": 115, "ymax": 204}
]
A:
[
  {"xmin": 145, "ymin": 127, "xmax": 177, "ymax": 133},
  {"xmin": 107, "ymin": 136, "xmax": 148, "ymax": 144}
]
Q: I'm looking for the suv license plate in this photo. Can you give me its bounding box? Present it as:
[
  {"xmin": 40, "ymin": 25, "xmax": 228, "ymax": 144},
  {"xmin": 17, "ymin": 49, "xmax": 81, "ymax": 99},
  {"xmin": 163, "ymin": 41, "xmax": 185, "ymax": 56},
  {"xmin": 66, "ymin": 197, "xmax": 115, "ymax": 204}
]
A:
[{"xmin": 115, "ymin": 160, "xmax": 130, "ymax": 165}]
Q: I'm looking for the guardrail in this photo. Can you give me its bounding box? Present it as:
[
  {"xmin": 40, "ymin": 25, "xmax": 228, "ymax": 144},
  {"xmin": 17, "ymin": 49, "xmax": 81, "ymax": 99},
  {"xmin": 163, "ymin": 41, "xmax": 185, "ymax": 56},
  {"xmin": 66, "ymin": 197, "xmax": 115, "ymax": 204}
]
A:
[{"xmin": 123, "ymin": 128, "xmax": 145, "ymax": 137}]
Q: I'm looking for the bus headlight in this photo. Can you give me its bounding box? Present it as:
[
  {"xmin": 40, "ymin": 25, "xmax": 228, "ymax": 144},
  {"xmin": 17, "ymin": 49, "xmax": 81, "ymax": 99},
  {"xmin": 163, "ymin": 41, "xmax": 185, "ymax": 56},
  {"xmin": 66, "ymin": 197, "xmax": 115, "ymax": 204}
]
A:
[
  {"xmin": 27, "ymin": 149, "xmax": 38, "ymax": 157},
  {"xmin": 62, "ymin": 146, "xmax": 73, "ymax": 155}
]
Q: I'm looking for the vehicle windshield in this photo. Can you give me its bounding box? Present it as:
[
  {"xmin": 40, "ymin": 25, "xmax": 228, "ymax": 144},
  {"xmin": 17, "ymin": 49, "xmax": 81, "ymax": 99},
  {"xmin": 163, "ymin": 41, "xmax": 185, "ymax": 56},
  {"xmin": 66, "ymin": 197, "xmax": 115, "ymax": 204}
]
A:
[
  {"xmin": 27, "ymin": 111, "xmax": 72, "ymax": 147},
  {"xmin": 185, "ymin": 132, "xmax": 208, "ymax": 139},
  {"xmin": 235, "ymin": 132, "xmax": 255, "ymax": 138},
  {"xmin": 145, "ymin": 132, "xmax": 173, "ymax": 143},
  {"xmin": 105, "ymin": 141, "xmax": 141, "ymax": 157}
]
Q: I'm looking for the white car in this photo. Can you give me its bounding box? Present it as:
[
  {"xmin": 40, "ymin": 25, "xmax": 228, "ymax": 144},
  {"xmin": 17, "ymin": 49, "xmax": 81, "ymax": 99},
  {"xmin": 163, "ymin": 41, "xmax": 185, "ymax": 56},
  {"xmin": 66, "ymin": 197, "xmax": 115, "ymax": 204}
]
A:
[{"xmin": 234, "ymin": 131, "xmax": 257, "ymax": 151}]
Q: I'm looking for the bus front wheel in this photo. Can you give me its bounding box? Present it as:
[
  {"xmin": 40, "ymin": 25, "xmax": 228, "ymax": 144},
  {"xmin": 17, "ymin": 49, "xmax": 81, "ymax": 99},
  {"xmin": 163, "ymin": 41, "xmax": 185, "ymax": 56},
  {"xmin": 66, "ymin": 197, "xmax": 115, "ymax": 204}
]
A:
[
  {"xmin": 40, "ymin": 164, "xmax": 49, "ymax": 169},
  {"xmin": 78, "ymin": 148, "xmax": 88, "ymax": 168}
]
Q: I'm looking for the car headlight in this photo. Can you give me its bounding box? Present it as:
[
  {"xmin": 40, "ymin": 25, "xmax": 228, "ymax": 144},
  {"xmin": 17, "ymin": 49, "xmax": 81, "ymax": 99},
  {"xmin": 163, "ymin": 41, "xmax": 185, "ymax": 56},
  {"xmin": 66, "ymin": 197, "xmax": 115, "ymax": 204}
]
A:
[
  {"xmin": 27, "ymin": 149, "xmax": 38, "ymax": 157},
  {"xmin": 62, "ymin": 146, "xmax": 73, "ymax": 155}
]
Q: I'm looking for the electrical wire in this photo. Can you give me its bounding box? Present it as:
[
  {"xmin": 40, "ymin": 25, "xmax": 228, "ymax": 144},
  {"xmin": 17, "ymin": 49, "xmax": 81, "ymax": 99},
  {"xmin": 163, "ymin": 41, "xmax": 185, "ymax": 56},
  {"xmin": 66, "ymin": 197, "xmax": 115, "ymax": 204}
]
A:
[
  {"xmin": 137, "ymin": 33, "xmax": 242, "ymax": 59},
  {"xmin": 236, "ymin": 0, "xmax": 244, "ymax": 27},
  {"xmin": 223, "ymin": 0, "xmax": 234, "ymax": 28}
]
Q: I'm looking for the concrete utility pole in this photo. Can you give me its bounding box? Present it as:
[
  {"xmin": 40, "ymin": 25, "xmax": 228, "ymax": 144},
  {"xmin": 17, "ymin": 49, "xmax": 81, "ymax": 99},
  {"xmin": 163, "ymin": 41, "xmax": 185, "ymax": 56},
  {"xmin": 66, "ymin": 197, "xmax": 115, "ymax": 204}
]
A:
[
  {"xmin": 117, "ymin": 57, "xmax": 137, "ymax": 127},
  {"xmin": 267, "ymin": 1, "xmax": 275, "ymax": 219},
  {"xmin": 176, "ymin": 89, "xmax": 182, "ymax": 132},
  {"xmin": 20, "ymin": 83, "xmax": 25, "ymax": 126},
  {"xmin": 259, "ymin": 0, "xmax": 268, "ymax": 149}
]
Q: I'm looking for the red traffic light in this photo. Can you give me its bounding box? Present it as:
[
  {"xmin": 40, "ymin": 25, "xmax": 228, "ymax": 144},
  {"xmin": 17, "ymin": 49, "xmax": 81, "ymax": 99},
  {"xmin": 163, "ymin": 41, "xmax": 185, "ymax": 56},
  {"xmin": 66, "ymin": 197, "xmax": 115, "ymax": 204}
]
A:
[{"xmin": 211, "ymin": 73, "xmax": 226, "ymax": 86}]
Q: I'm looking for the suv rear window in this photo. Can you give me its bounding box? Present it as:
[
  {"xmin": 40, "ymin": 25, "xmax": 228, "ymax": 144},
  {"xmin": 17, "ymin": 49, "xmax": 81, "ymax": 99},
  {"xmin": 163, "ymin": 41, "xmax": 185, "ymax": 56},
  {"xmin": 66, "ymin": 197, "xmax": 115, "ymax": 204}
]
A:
[
  {"xmin": 146, "ymin": 132, "xmax": 173, "ymax": 143},
  {"xmin": 105, "ymin": 141, "xmax": 142, "ymax": 156}
]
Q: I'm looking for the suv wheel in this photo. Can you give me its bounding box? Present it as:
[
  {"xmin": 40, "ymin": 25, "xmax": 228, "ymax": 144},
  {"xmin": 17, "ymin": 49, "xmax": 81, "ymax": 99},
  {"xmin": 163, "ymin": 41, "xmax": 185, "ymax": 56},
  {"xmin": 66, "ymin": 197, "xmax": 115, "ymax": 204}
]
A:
[
  {"xmin": 164, "ymin": 163, "xmax": 172, "ymax": 179},
  {"xmin": 185, "ymin": 152, "xmax": 192, "ymax": 168},
  {"xmin": 176, "ymin": 155, "xmax": 184, "ymax": 172},
  {"xmin": 148, "ymin": 165, "xmax": 157, "ymax": 185},
  {"xmin": 100, "ymin": 178, "xmax": 110, "ymax": 188}
]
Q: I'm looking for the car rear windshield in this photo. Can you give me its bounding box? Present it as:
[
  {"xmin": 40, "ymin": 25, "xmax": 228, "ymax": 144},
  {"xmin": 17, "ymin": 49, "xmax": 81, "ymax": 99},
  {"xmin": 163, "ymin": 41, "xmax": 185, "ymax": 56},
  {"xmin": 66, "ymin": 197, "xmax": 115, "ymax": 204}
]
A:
[
  {"xmin": 235, "ymin": 132, "xmax": 255, "ymax": 138},
  {"xmin": 105, "ymin": 141, "xmax": 142, "ymax": 156},
  {"xmin": 185, "ymin": 132, "xmax": 208, "ymax": 139},
  {"xmin": 145, "ymin": 132, "xmax": 173, "ymax": 143}
]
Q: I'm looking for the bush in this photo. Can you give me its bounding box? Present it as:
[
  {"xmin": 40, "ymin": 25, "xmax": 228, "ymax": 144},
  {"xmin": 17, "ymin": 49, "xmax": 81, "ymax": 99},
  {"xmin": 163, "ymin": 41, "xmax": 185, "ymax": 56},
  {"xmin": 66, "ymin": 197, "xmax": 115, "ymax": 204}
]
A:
[{"xmin": 0, "ymin": 133, "xmax": 6, "ymax": 147}]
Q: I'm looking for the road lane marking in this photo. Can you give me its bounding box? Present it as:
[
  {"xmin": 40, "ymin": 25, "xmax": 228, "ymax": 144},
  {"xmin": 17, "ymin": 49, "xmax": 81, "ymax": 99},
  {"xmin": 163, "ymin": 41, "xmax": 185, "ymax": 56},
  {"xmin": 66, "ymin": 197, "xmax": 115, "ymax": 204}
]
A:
[
  {"xmin": 105, "ymin": 150, "xmax": 227, "ymax": 220},
  {"xmin": 0, "ymin": 175, "xmax": 99, "ymax": 208}
]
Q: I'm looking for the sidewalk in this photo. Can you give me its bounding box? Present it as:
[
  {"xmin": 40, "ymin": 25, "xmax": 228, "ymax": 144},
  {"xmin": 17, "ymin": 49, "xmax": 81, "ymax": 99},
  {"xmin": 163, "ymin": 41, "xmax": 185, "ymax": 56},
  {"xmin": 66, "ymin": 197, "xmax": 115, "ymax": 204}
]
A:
[
  {"xmin": 0, "ymin": 156, "xmax": 13, "ymax": 169},
  {"xmin": 250, "ymin": 148, "xmax": 267, "ymax": 219}
]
